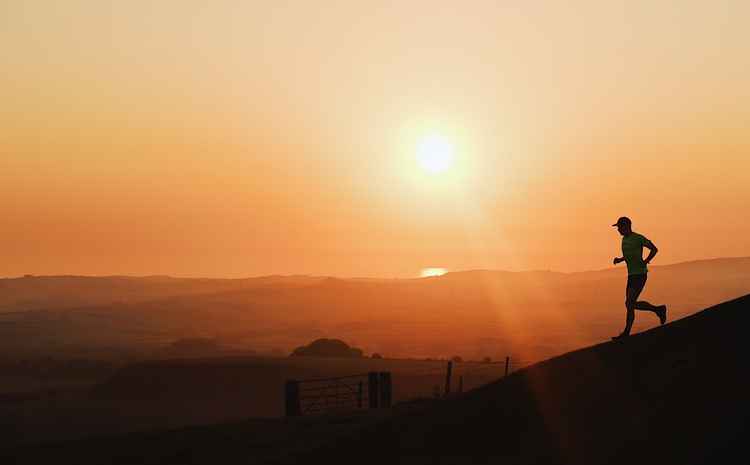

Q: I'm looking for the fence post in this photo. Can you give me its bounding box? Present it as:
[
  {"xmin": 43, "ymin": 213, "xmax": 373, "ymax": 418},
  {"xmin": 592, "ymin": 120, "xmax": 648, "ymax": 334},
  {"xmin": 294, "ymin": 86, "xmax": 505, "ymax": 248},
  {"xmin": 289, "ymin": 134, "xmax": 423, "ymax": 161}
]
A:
[
  {"xmin": 285, "ymin": 380, "xmax": 301, "ymax": 417},
  {"xmin": 379, "ymin": 372, "xmax": 392, "ymax": 408},
  {"xmin": 458, "ymin": 375, "xmax": 463, "ymax": 394},
  {"xmin": 505, "ymin": 356, "xmax": 510, "ymax": 377},
  {"xmin": 357, "ymin": 381, "xmax": 363, "ymax": 408},
  {"xmin": 444, "ymin": 361, "xmax": 453, "ymax": 397},
  {"xmin": 368, "ymin": 372, "xmax": 379, "ymax": 409}
]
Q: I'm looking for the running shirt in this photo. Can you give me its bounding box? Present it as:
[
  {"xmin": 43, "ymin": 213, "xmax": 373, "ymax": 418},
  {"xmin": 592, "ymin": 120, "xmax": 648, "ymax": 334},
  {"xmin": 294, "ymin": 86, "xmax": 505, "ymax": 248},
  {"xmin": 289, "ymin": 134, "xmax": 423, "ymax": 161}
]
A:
[{"xmin": 622, "ymin": 232, "xmax": 652, "ymax": 275}]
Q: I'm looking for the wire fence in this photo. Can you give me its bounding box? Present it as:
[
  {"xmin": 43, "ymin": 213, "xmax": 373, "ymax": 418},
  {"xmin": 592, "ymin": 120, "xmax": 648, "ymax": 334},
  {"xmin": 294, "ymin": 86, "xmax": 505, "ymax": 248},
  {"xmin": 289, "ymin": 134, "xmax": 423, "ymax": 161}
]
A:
[
  {"xmin": 285, "ymin": 356, "xmax": 537, "ymax": 416},
  {"xmin": 397, "ymin": 356, "xmax": 533, "ymax": 377},
  {"xmin": 447, "ymin": 357, "xmax": 536, "ymax": 394},
  {"xmin": 286, "ymin": 371, "xmax": 391, "ymax": 416},
  {"xmin": 298, "ymin": 373, "xmax": 369, "ymax": 415}
]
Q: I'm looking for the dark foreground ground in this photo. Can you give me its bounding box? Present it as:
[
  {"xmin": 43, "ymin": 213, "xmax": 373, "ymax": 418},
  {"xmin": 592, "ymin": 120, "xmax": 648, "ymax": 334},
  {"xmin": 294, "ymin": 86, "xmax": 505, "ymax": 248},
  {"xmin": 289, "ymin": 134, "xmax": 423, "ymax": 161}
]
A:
[
  {"xmin": 0, "ymin": 356, "xmax": 509, "ymax": 447},
  {"xmin": 3, "ymin": 294, "xmax": 749, "ymax": 464}
]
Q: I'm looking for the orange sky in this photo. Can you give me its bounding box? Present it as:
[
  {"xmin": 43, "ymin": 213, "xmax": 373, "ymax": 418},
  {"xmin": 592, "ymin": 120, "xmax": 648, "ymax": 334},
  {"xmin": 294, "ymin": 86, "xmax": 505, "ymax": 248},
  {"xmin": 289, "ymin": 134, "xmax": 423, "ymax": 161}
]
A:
[{"xmin": 2, "ymin": 1, "xmax": 749, "ymax": 278}]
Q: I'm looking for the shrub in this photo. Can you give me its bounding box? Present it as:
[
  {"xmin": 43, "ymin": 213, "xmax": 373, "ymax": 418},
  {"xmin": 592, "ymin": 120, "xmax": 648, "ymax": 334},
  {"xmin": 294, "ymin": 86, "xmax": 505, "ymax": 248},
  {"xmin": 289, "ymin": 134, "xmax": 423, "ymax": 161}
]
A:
[{"xmin": 290, "ymin": 338, "xmax": 364, "ymax": 358}]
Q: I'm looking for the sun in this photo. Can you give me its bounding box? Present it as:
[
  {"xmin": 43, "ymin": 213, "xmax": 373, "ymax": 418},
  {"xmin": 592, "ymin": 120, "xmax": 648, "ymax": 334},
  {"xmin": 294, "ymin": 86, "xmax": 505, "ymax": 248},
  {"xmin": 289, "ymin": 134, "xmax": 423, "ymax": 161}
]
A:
[
  {"xmin": 416, "ymin": 133, "xmax": 455, "ymax": 174},
  {"xmin": 420, "ymin": 267, "xmax": 447, "ymax": 277}
]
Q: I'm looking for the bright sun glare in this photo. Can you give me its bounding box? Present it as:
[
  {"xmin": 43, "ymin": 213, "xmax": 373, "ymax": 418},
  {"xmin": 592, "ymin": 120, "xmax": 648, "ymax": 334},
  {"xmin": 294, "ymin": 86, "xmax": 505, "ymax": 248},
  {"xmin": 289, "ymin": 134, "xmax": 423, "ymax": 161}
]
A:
[
  {"xmin": 420, "ymin": 267, "xmax": 447, "ymax": 278},
  {"xmin": 416, "ymin": 134, "xmax": 454, "ymax": 174}
]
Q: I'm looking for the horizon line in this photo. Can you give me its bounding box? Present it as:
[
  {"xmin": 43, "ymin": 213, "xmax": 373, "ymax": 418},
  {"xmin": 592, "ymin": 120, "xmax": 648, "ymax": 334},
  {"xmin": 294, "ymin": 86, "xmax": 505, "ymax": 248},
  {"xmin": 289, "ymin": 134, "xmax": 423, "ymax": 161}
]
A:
[{"xmin": 3, "ymin": 256, "xmax": 749, "ymax": 282}]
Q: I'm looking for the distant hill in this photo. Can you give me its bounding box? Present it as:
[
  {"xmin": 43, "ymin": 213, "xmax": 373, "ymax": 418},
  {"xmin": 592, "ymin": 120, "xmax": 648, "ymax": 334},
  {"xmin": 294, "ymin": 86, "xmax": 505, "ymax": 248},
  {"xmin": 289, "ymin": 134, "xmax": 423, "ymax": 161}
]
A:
[
  {"xmin": 4, "ymin": 293, "xmax": 748, "ymax": 464},
  {"xmin": 1, "ymin": 257, "xmax": 749, "ymax": 360},
  {"xmin": 0, "ymin": 274, "xmax": 326, "ymax": 313}
]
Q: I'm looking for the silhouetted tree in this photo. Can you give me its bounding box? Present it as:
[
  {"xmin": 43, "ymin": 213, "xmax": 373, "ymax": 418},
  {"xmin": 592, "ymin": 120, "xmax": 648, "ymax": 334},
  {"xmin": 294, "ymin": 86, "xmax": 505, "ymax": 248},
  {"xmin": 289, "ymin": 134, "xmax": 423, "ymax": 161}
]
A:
[
  {"xmin": 482, "ymin": 356, "xmax": 492, "ymax": 363},
  {"xmin": 290, "ymin": 338, "xmax": 364, "ymax": 358},
  {"xmin": 371, "ymin": 353, "xmax": 383, "ymax": 359}
]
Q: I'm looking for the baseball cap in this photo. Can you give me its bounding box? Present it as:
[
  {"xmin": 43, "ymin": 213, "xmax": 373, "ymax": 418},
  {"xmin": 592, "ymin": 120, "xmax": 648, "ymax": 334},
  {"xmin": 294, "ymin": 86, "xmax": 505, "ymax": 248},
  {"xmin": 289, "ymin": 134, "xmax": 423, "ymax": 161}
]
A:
[{"xmin": 612, "ymin": 216, "xmax": 632, "ymax": 227}]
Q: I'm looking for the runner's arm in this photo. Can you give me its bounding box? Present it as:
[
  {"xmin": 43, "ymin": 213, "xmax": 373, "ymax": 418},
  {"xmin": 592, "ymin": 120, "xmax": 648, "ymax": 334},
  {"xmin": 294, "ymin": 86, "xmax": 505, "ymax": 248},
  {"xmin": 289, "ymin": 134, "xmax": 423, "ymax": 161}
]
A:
[{"xmin": 644, "ymin": 240, "xmax": 658, "ymax": 265}]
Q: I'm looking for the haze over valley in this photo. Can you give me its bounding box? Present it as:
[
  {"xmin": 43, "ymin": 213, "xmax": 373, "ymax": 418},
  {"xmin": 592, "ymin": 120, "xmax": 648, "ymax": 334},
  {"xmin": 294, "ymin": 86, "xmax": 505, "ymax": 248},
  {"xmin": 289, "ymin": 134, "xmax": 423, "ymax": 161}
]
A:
[{"xmin": 3, "ymin": 257, "xmax": 748, "ymax": 362}]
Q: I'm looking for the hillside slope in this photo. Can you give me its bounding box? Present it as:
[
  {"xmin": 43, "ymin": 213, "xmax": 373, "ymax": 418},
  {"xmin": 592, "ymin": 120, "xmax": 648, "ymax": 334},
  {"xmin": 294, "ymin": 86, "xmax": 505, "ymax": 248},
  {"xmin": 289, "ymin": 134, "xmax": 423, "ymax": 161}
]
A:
[
  {"xmin": 301, "ymin": 293, "xmax": 750, "ymax": 464},
  {"xmin": 3, "ymin": 294, "xmax": 748, "ymax": 464}
]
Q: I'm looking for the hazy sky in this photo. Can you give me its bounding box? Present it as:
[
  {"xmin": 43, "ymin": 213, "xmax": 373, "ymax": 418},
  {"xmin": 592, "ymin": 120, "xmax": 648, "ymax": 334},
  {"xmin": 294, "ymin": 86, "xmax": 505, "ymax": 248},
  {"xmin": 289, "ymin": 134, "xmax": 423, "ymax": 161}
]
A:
[{"xmin": 2, "ymin": 1, "xmax": 749, "ymax": 278}]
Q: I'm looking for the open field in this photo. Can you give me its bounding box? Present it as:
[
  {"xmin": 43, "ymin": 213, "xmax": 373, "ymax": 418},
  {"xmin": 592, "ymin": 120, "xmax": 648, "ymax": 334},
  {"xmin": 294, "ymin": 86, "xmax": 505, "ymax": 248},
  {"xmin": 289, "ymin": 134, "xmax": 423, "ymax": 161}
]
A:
[
  {"xmin": 3, "ymin": 293, "xmax": 748, "ymax": 464},
  {"xmin": 1, "ymin": 355, "xmax": 520, "ymax": 447}
]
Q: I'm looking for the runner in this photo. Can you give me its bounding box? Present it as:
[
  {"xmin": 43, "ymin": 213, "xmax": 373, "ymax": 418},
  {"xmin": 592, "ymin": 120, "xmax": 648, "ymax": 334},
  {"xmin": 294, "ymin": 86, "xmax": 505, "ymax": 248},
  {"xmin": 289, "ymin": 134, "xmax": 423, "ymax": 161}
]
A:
[{"xmin": 611, "ymin": 216, "xmax": 667, "ymax": 340}]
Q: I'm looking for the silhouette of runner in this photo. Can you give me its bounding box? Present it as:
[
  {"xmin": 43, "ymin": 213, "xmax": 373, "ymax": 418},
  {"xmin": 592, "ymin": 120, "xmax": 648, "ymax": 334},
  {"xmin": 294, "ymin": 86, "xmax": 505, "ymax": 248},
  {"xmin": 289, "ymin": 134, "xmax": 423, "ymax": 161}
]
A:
[{"xmin": 611, "ymin": 217, "xmax": 667, "ymax": 340}]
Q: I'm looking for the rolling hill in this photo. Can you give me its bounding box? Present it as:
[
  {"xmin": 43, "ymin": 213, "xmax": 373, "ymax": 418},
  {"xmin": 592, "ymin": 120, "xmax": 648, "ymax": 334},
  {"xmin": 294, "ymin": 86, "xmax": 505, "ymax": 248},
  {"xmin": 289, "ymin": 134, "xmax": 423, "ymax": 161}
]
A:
[{"xmin": 1, "ymin": 258, "xmax": 749, "ymax": 361}]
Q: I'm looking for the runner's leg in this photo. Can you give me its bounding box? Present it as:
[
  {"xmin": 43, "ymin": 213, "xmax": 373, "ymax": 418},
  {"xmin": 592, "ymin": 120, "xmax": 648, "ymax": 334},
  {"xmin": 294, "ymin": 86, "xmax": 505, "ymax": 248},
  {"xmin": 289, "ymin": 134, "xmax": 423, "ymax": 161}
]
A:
[
  {"xmin": 633, "ymin": 276, "xmax": 666, "ymax": 322},
  {"xmin": 623, "ymin": 285, "xmax": 639, "ymax": 335},
  {"xmin": 634, "ymin": 300, "xmax": 661, "ymax": 313},
  {"xmin": 624, "ymin": 274, "xmax": 648, "ymax": 334}
]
